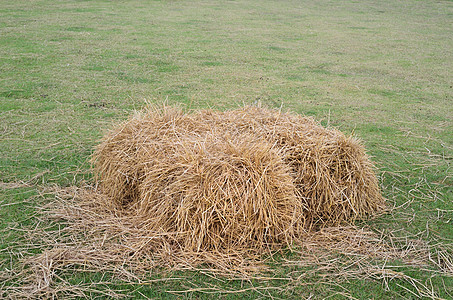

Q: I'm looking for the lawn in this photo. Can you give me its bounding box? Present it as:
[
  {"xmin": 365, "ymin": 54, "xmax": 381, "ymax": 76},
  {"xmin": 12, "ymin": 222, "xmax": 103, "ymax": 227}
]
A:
[{"xmin": 1, "ymin": 0, "xmax": 452, "ymax": 298}]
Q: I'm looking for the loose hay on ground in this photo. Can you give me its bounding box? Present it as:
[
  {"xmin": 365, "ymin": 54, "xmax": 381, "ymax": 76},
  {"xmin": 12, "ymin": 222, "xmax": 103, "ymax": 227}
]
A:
[{"xmin": 5, "ymin": 186, "xmax": 447, "ymax": 299}]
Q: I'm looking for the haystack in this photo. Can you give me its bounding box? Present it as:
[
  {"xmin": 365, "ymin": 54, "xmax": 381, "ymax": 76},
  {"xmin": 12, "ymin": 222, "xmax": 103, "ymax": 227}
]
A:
[{"xmin": 92, "ymin": 105, "xmax": 384, "ymax": 256}]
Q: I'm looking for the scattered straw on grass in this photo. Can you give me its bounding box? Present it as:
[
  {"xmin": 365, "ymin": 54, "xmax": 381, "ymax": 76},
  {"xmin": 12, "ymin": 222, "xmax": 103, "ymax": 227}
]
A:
[{"xmin": 1, "ymin": 186, "xmax": 449, "ymax": 299}]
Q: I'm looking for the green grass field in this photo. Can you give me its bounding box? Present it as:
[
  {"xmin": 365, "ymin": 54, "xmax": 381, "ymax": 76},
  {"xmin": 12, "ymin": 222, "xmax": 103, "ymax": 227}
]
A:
[{"xmin": 1, "ymin": 0, "xmax": 452, "ymax": 298}]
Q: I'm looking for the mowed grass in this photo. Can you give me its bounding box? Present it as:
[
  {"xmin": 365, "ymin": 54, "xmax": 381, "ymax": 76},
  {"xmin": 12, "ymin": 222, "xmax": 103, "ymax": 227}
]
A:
[{"xmin": 1, "ymin": 0, "xmax": 452, "ymax": 298}]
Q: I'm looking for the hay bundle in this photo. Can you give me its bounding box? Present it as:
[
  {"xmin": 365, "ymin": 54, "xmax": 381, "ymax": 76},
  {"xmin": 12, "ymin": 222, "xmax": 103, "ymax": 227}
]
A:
[
  {"xmin": 136, "ymin": 134, "xmax": 304, "ymax": 252},
  {"xmin": 92, "ymin": 105, "xmax": 384, "ymax": 256}
]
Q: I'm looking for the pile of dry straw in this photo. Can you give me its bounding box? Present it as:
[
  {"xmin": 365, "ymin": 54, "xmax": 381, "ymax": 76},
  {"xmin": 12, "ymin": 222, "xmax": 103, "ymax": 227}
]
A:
[{"xmin": 92, "ymin": 105, "xmax": 385, "ymax": 259}]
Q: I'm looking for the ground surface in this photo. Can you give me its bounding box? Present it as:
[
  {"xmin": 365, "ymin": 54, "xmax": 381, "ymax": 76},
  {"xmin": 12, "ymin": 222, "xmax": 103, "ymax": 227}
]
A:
[{"xmin": 0, "ymin": 0, "xmax": 452, "ymax": 298}]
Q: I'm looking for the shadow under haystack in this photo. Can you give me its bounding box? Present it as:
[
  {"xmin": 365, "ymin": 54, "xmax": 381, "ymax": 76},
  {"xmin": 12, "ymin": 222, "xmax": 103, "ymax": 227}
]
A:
[{"xmin": 92, "ymin": 105, "xmax": 385, "ymax": 258}]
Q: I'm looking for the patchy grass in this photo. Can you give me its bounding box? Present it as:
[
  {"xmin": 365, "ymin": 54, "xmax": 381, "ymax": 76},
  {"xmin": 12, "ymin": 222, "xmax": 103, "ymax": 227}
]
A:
[{"xmin": 1, "ymin": 0, "xmax": 452, "ymax": 298}]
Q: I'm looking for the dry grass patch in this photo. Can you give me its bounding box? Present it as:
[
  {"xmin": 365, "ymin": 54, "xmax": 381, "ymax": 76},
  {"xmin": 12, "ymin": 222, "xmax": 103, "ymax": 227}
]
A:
[{"xmin": 3, "ymin": 186, "xmax": 449, "ymax": 298}]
